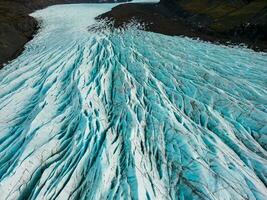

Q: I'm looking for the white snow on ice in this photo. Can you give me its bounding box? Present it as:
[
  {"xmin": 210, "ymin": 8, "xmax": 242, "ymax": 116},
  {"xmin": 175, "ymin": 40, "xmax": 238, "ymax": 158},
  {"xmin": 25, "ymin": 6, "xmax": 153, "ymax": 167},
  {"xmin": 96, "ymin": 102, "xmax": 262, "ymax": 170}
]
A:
[{"xmin": 0, "ymin": 0, "xmax": 266, "ymax": 199}]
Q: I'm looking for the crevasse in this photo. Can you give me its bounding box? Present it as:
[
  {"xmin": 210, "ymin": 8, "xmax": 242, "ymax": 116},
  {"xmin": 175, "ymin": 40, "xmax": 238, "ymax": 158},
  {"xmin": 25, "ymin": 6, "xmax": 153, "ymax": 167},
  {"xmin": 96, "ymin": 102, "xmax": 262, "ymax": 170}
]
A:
[{"xmin": 0, "ymin": 2, "xmax": 266, "ymax": 200}]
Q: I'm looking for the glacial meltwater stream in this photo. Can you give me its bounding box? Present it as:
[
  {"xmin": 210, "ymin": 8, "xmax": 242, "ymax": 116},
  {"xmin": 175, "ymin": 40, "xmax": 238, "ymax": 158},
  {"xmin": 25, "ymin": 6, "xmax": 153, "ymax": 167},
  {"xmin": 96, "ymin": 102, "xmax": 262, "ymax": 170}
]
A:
[{"xmin": 0, "ymin": 1, "xmax": 266, "ymax": 199}]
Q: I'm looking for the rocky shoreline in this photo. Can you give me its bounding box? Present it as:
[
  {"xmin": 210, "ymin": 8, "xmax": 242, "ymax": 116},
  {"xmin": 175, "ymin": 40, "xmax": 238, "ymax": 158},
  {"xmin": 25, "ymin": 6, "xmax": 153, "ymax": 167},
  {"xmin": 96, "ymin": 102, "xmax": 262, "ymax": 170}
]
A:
[{"xmin": 0, "ymin": 0, "xmax": 266, "ymax": 69}]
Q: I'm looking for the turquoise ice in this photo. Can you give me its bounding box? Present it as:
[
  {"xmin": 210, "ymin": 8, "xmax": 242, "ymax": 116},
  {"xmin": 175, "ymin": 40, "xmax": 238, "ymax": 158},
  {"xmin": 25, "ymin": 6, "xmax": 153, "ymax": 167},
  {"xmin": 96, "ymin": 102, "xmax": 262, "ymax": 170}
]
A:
[{"xmin": 0, "ymin": 2, "xmax": 266, "ymax": 200}]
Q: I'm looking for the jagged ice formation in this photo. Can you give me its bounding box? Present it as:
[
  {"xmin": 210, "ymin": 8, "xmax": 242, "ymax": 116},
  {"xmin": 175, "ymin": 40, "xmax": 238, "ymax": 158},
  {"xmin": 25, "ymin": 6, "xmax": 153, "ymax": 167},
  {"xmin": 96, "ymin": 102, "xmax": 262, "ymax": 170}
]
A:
[{"xmin": 0, "ymin": 2, "xmax": 266, "ymax": 200}]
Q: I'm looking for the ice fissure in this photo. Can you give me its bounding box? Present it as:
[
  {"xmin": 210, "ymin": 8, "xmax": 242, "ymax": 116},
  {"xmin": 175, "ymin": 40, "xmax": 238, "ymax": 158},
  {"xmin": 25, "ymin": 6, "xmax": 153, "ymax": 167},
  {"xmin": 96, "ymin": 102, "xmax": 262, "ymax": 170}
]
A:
[{"xmin": 0, "ymin": 2, "xmax": 266, "ymax": 200}]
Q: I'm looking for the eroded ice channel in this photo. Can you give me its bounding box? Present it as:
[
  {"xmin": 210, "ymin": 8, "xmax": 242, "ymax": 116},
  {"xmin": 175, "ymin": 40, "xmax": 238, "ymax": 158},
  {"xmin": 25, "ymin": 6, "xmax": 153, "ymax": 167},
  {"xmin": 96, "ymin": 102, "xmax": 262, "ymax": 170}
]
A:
[{"xmin": 0, "ymin": 1, "xmax": 266, "ymax": 199}]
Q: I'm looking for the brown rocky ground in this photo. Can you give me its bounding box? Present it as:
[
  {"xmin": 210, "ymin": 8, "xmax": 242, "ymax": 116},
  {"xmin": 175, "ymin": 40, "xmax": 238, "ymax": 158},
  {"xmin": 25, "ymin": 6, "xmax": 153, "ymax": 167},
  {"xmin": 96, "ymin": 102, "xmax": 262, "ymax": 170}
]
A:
[
  {"xmin": 99, "ymin": 0, "xmax": 267, "ymax": 52},
  {"xmin": 0, "ymin": 1, "xmax": 36, "ymax": 68}
]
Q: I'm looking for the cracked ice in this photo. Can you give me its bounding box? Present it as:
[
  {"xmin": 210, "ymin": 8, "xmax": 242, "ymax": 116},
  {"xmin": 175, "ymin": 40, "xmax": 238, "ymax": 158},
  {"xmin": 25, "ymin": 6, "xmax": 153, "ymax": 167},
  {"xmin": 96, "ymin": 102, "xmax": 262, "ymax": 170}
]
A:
[{"xmin": 0, "ymin": 2, "xmax": 266, "ymax": 200}]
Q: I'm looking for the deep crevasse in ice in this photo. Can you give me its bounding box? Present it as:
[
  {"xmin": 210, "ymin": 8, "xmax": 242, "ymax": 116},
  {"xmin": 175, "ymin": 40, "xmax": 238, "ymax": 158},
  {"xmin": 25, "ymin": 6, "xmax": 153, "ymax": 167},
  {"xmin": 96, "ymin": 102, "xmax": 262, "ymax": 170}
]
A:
[{"xmin": 0, "ymin": 2, "xmax": 267, "ymax": 200}]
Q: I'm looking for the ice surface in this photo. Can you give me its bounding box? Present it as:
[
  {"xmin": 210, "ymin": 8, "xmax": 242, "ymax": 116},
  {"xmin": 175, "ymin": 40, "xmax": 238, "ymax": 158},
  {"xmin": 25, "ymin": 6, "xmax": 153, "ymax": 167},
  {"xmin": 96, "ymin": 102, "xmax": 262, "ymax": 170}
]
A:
[{"xmin": 0, "ymin": 1, "xmax": 266, "ymax": 200}]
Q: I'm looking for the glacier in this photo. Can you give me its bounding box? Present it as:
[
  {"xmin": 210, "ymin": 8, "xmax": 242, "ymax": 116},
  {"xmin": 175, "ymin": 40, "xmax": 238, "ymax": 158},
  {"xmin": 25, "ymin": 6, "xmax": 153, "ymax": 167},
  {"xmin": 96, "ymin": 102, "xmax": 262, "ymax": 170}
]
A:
[{"xmin": 0, "ymin": 1, "xmax": 266, "ymax": 200}]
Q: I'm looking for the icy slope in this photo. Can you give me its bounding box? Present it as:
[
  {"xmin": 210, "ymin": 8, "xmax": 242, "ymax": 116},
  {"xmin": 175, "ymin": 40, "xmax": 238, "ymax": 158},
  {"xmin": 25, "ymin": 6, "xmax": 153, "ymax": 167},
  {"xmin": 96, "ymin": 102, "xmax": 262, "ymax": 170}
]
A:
[{"xmin": 0, "ymin": 2, "xmax": 267, "ymax": 200}]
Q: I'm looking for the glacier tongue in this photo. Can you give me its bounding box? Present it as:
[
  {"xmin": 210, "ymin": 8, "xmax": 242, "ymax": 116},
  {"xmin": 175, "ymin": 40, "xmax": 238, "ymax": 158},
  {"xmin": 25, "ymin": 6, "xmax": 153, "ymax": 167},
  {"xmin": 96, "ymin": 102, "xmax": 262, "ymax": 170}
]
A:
[{"xmin": 0, "ymin": 3, "xmax": 267, "ymax": 200}]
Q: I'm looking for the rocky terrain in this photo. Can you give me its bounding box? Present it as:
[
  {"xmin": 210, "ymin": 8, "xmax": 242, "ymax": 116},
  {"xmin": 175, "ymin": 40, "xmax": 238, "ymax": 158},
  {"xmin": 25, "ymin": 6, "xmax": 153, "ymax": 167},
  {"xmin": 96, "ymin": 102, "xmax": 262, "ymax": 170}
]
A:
[
  {"xmin": 99, "ymin": 0, "xmax": 267, "ymax": 52},
  {"xmin": 0, "ymin": 0, "xmax": 36, "ymax": 68}
]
